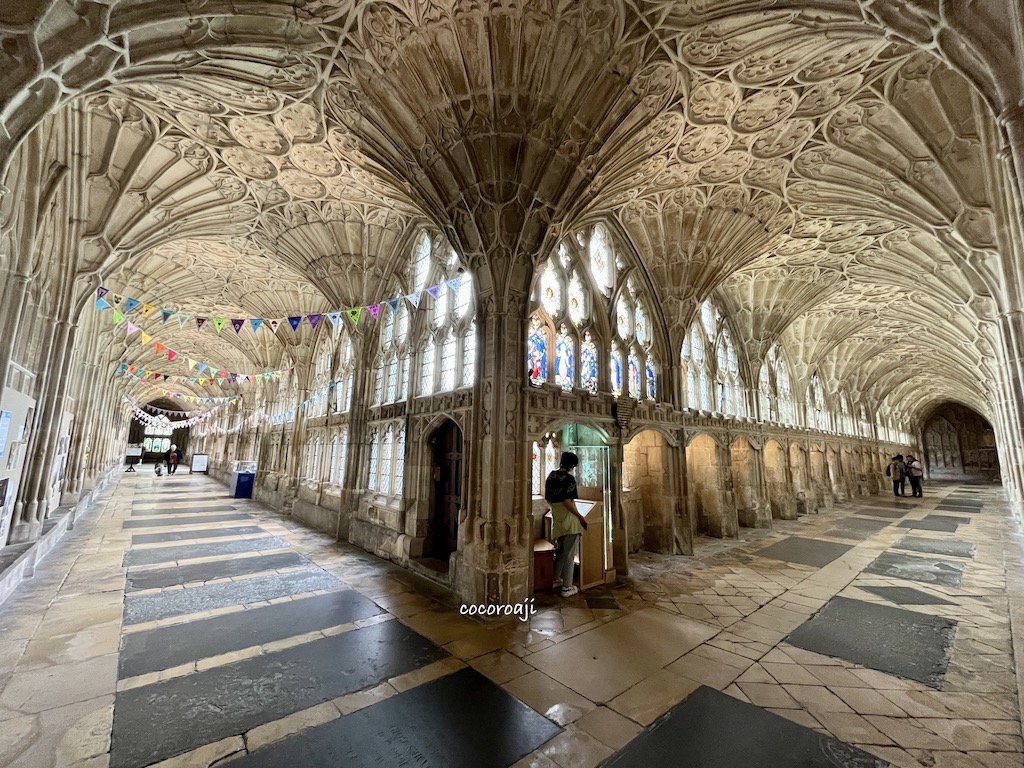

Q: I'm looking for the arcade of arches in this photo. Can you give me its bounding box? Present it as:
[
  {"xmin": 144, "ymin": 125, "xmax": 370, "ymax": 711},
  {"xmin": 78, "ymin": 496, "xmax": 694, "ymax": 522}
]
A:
[{"xmin": 2, "ymin": 2, "xmax": 1024, "ymax": 766}]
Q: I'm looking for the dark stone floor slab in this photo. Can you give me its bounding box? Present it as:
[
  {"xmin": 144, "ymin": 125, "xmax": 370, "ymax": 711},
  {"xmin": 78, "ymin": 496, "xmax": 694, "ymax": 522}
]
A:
[
  {"xmin": 603, "ymin": 685, "xmax": 887, "ymax": 768},
  {"xmin": 125, "ymin": 551, "xmax": 308, "ymax": 592},
  {"xmin": 897, "ymin": 516, "xmax": 965, "ymax": 533},
  {"xmin": 786, "ymin": 595, "xmax": 957, "ymax": 688},
  {"xmin": 132, "ymin": 525, "xmax": 265, "ymax": 544},
  {"xmin": 109, "ymin": 620, "xmax": 448, "ymax": 768},
  {"xmin": 864, "ymin": 551, "xmax": 965, "ymax": 588},
  {"xmin": 855, "ymin": 508, "xmax": 908, "ymax": 519},
  {"xmin": 122, "ymin": 569, "xmax": 341, "ymax": 625},
  {"xmin": 824, "ymin": 517, "xmax": 891, "ymax": 541},
  {"xmin": 123, "ymin": 536, "xmax": 289, "ymax": 567},
  {"xmin": 893, "ymin": 537, "xmax": 975, "ymax": 559},
  {"xmin": 123, "ymin": 513, "xmax": 251, "ymax": 528},
  {"xmin": 131, "ymin": 504, "xmax": 240, "ymax": 516},
  {"xmin": 858, "ymin": 585, "xmax": 955, "ymax": 606},
  {"xmin": 230, "ymin": 667, "xmax": 560, "ymax": 768},
  {"xmin": 935, "ymin": 504, "xmax": 982, "ymax": 514},
  {"xmin": 585, "ymin": 596, "xmax": 619, "ymax": 611},
  {"xmin": 754, "ymin": 536, "xmax": 852, "ymax": 568},
  {"xmin": 119, "ymin": 590, "xmax": 381, "ymax": 679}
]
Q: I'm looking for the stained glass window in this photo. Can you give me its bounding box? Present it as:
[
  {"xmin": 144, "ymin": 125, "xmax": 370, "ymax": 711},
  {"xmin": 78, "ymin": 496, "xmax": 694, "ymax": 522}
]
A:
[
  {"xmin": 528, "ymin": 315, "xmax": 548, "ymax": 385},
  {"xmin": 568, "ymin": 273, "xmax": 586, "ymax": 324},
  {"xmin": 555, "ymin": 325, "xmax": 574, "ymax": 390},
  {"xmin": 645, "ymin": 361, "xmax": 656, "ymax": 400},
  {"xmin": 589, "ymin": 225, "xmax": 613, "ymax": 295},
  {"xmin": 530, "ymin": 223, "xmax": 658, "ymax": 400},
  {"xmin": 541, "ymin": 261, "xmax": 562, "ymax": 315},
  {"xmin": 616, "ymin": 295, "xmax": 632, "ymax": 339},
  {"xmin": 610, "ymin": 344, "xmax": 623, "ymax": 397},
  {"xmin": 580, "ymin": 332, "xmax": 598, "ymax": 392},
  {"xmin": 544, "ymin": 440, "xmax": 558, "ymax": 479},
  {"xmin": 628, "ymin": 352, "xmax": 641, "ymax": 398},
  {"xmin": 532, "ymin": 442, "xmax": 542, "ymax": 496}
]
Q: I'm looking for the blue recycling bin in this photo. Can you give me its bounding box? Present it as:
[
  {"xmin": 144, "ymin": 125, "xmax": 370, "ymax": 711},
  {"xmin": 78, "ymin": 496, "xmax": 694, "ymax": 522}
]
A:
[{"xmin": 230, "ymin": 471, "xmax": 255, "ymax": 498}]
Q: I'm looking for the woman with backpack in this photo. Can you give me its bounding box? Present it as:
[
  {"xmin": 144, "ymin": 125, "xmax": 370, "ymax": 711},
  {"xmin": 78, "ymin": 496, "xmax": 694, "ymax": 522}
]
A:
[
  {"xmin": 885, "ymin": 455, "xmax": 907, "ymax": 497},
  {"xmin": 905, "ymin": 454, "xmax": 924, "ymax": 497}
]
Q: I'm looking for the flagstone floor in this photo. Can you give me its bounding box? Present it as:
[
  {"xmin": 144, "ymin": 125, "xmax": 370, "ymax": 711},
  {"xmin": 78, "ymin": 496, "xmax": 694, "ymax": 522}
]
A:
[{"xmin": 0, "ymin": 472, "xmax": 1022, "ymax": 767}]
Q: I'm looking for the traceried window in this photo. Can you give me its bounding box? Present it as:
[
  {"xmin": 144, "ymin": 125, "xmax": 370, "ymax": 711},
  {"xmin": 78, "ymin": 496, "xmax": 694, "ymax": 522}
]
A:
[
  {"xmin": 528, "ymin": 224, "xmax": 660, "ymax": 399},
  {"xmin": 410, "ymin": 233, "xmax": 476, "ymax": 397},
  {"xmin": 839, "ymin": 390, "xmax": 853, "ymax": 435},
  {"xmin": 758, "ymin": 364, "xmax": 775, "ymax": 422},
  {"xmin": 682, "ymin": 299, "xmax": 744, "ymax": 415},
  {"xmin": 329, "ymin": 435, "xmax": 340, "ymax": 483},
  {"xmin": 375, "ymin": 303, "xmax": 411, "ymax": 406},
  {"xmin": 367, "ymin": 421, "xmax": 405, "ymax": 497},
  {"xmin": 333, "ymin": 334, "xmax": 355, "ymax": 413}
]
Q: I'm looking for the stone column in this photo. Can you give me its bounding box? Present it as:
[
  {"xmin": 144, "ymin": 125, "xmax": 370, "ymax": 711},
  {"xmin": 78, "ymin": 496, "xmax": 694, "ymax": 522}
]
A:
[
  {"xmin": 0, "ymin": 272, "xmax": 30, "ymax": 407},
  {"xmin": 453, "ymin": 289, "xmax": 532, "ymax": 606},
  {"xmin": 9, "ymin": 319, "xmax": 77, "ymax": 541}
]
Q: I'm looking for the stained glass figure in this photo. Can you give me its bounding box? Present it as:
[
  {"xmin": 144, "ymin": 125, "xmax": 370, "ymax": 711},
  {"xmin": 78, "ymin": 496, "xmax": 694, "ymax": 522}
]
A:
[
  {"xmin": 610, "ymin": 345, "xmax": 623, "ymax": 396},
  {"xmin": 635, "ymin": 303, "xmax": 649, "ymax": 345},
  {"xmin": 628, "ymin": 352, "xmax": 641, "ymax": 398},
  {"xmin": 555, "ymin": 325, "xmax": 574, "ymax": 390},
  {"xmin": 528, "ymin": 316, "xmax": 547, "ymax": 384},
  {"xmin": 568, "ymin": 272, "xmax": 586, "ymax": 324},
  {"xmin": 616, "ymin": 295, "xmax": 632, "ymax": 339},
  {"xmin": 544, "ymin": 440, "xmax": 558, "ymax": 479},
  {"xmin": 646, "ymin": 361, "xmax": 656, "ymax": 400},
  {"xmin": 580, "ymin": 332, "xmax": 598, "ymax": 392},
  {"xmin": 541, "ymin": 260, "xmax": 562, "ymax": 315}
]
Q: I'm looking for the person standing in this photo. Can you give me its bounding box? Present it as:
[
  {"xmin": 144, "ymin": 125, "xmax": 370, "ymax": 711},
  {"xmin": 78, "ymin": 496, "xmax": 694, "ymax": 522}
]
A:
[
  {"xmin": 885, "ymin": 455, "xmax": 907, "ymax": 497},
  {"xmin": 165, "ymin": 444, "xmax": 183, "ymax": 475},
  {"xmin": 544, "ymin": 451, "xmax": 588, "ymax": 598},
  {"xmin": 906, "ymin": 454, "xmax": 924, "ymax": 497}
]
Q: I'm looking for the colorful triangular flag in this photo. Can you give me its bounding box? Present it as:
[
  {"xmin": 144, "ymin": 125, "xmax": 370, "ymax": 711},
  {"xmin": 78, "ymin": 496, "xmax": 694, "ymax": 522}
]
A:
[
  {"xmin": 405, "ymin": 292, "xmax": 421, "ymax": 309},
  {"xmin": 346, "ymin": 307, "xmax": 363, "ymax": 325},
  {"xmin": 97, "ymin": 287, "xmax": 109, "ymax": 299},
  {"xmin": 154, "ymin": 342, "xmax": 166, "ymax": 355},
  {"xmin": 212, "ymin": 317, "xmax": 227, "ymax": 333},
  {"xmin": 161, "ymin": 309, "xmax": 174, "ymax": 324},
  {"xmin": 287, "ymin": 316, "xmax": 302, "ymax": 332},
  {"xmin": 140, "ymin": 304, "xmax": 156, "ymax": 317},
  {"xmin": 112, "ymin": 310, "xmax": 125, "ymax": 325},
  {"xmin": 268, "ymin": 319, "xmax": 281, "ymax": 333},
  {"xmin": 250, "ymin": 318, "xmax": 264, "ymax": 333},
  {"xmin": 307, "ymin": 313, "xmax": 322, "ymax": 330},
  {"xmin": 385, "ymin": 297, "xmax": 401, "ymax": 313},
  {"xmin": 188, "ymin": 358, "xmax": 197, "ymax": 370},
  {"xmin": 167, "ymin": 349, "xmax": 177, "ymax": 362},
  {"xmin": 96, "ymin": 297, "xmax": 111, "ymax": 310},
  {"xmin": 196, "ymin": 316, "xmax": 207, "ymax": 331},
  {"xmin": 177, "ymin": 313, "xmax": 190, "ymax": 329},
  {"xmin": 326, "ymin": 312, "xmax": 341, "ymax": 328},
  {"xmin": 367, "ymin": 304, "xmax": 381, "ymax": 320},
  {"xmin": 140, "ymin": 332, "xmax": 152, "ymax": 344},
  {"xmin": 426, "ymin": 284, "xmax": 443, "ymax": 300},
  {"xmin": 231, "ymin": 319, "xmax": 245, "ymax": 334},
  {"xmin": 125, "ymin": 321, "xmax": 139, "ymax": 335},
  {"xmin": 124, "ymin": 298, "xmax": 140, "ymax": 313}
]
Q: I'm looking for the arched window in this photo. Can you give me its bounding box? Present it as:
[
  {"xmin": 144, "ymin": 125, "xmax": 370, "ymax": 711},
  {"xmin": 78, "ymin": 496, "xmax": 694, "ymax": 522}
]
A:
[
  {"xmin": 839, "ymin": 391, "xmax": 852, "ymax": 435},
  {"xmin": 410, "ymin": 233, "xmax": 476, "ymax": 397},
  {"xmin": 682, "ymin": 299, "xmax": 743, "ymax": 414},
  {"xmin": 337, "ymin": 427, "xmax": 349, "ymax": 485},
  {"xmin": 367, "ymin": 421, "xmax": 405, "ymax": 497},
  {"xmin": 334, "ymin": 334, "xmax": 355, "ymax": 413},
  {"xmin": 527, "ymin": 224, "xmax": 659, "ymax": 399},
  {"xmin": 768, "ymin": 343, "xmax": 795, "ymax": 426},
  {"xmin": 758, "ymin": 363, "xmax": 775, "ymax": 422},
  {"xmin": 375, "ymin": 302, "xmax": 411, "ymax": 406}
]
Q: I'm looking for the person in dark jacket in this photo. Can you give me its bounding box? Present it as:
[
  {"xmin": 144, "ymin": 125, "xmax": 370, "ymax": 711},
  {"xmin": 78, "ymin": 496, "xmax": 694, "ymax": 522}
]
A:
[
  {"xmin": 165, "ymin": 444, "xmax": 183, "ymax": 475},
  {"xmin": 544, "ymin": 452, "xmax": 588, "ymax": 598},
  {"xmin": 885, "ymin": 455, "xmax": 907, "ymax": 497}
]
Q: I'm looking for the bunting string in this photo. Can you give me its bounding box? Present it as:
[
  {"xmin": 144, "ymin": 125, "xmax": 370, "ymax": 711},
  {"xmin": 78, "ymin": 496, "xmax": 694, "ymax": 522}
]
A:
[
  {"xmin": 94, "ymin": 275, "xmax": 465, "ymax": 336},
  {"xmin": 120, "ymin": 373, "xmax": 243, "ymax": 404},
  {"xmin": 125, "ymin": 399, "xmax": 230, "ymax": 428},
  {"xmin": 115, "ymin": 362, "xmax": 291, "ymax": 387}
]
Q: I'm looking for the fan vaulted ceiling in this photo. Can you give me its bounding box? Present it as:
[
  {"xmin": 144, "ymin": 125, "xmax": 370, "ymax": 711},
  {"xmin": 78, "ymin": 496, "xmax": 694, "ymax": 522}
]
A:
[{"xmin": 1, "ymin": 0, "xmax": 1019, "ymax": 419}]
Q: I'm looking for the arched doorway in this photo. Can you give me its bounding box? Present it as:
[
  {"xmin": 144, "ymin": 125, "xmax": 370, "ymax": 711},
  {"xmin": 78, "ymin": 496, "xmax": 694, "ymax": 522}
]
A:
[
  {"xmin": 765, "ymin": 439, "xmax": 795, "ymax": 520},
  {"xmin": 622, "ymin": 429, "xmax": 673, "ymax": 553},
  {"xmin": 687, "ymin": 433, "xmax": 736, "ymax": 538},
  {"xmin": 428, "ymin": 420, "xmax": 463, "ymax": 563},
  {"xmin": 923, "ymin": 403, "xmax": 1000, "ymax": 482}
]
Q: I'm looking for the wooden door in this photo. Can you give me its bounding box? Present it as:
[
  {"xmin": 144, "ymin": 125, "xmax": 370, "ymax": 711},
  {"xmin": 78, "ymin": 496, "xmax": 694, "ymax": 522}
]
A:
[{"xmin": 430, "ymin": 421, "xmax": 462, "ymax": 559}]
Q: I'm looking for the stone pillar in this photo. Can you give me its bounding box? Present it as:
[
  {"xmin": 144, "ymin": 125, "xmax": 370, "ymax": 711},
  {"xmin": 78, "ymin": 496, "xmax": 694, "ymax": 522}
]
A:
[
  {"xmin": 9, "ymin": 319, "xmax": 77, "ymax": 541},
  {"xmin": 0, "ymin": 272, "xmax": 30, "ymax": 406},
  {"xmin": 452, "ymin": 289, "xmax": 531, "ymax": 606}
]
